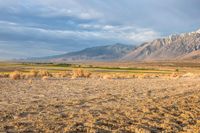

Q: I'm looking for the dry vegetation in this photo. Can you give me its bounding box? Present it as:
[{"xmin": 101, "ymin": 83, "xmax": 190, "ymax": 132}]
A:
[
  {"xmin": 9, "ymin": 71, "xmax": 22, "ymax": 80},
  {"xmin": 6, "ymin": 69, "xmax": 92, "ymax": 80},
  {"xmin": 4, "ymin": 68, "xmax": 200, "ymax": 81},
  {"xmin": 0, "ymin": 73, "xmax": 9, "ymax": 78},
  {"xmin": 0, "ymin": 62, "xmax": 200, "ymax": 132},
  {"xmin": 72, "ymin": 69, "xmax": 92, "ymax": 79},
  {"xmin": 0, "ymin": 78, "xmax": 200, "ymax": 132}
]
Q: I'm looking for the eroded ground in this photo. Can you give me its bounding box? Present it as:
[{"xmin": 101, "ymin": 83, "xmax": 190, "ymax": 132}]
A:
[{"xmin": 0, "ymin": 78, "xmax": 200, "ymax": 132}]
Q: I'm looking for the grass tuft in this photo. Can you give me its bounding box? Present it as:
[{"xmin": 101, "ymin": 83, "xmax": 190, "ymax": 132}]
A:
[
  {"xmin": 38, "ymin": 70, "xmax": 52, "ymax": 77},
  {"xmin": 72, "ymin": 69, "xmax": 91, "ymax": 79},
  {"xmin": 10, "ymin": 71, "xmax": 21, "ymax": 80}
]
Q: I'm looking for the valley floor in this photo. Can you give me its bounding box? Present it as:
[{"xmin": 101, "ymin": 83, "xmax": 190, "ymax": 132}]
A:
[{"xmin": 0, "ymin": 78, "xmax": 200, "ymax": 132}]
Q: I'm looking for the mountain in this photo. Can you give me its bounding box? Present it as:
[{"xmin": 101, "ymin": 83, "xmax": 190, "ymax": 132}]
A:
[
  {"xmin": 26, "ymin": 29, "xmax": 200, "ymax": 62},
  {"xmin": 30, "ymin": 43, "xmax": 135, "ymax": 62},
  {"xmin": 122, "ymin": 29, "xmax": 200, "ymax": 61}
]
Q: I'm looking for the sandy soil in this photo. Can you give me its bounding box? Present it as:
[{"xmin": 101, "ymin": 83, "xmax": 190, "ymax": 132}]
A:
[{"xmin": 0, "ymin": 78, "xmax": 200, "ymax": 133}]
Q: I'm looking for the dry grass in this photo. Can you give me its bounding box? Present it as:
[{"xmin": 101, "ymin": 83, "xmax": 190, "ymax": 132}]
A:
[
  {"xmin": 8, "ymin": 69, "xmax": 52, "ymax": 80},
  {"xmin": 53, "ymin": 71, "xmax": 71, "ymax": 78},
  {"xmin": 4, "ymin": 68, "xmax": 200, "ymax": 81},
  {"xmin": 0, "ymin": 73, "xmax": 9, "ymax": 78},
  {"xmin": 9, "ymin": 71, "xmax": 21, "ymax": 80},
  {"xmin": 0, "ymin": 78, "xmax": 200, "ymax": 132},
  {"xmin": 28, "ymin": 69, "xmax": 39, "ymax": 78},
  {"xmin": 1, "ymin": 62, "xmax": 200, "ymax": 131},
  {"xmin": 72, "ymin": 69, "xmax": 92, "ymax": 79},
  {"xmin": 38, "ymin": 69, "xmax": 52, "ymax": 77}
]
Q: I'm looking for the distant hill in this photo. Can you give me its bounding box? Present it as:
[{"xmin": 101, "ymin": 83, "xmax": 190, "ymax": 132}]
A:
[
  {"xmin": 122, "ymin": 29, "xmax": 200, "ymax": 61},
  {"xmin": 28, "ymin": 43, "xmax": 135, "ymax": 62}
]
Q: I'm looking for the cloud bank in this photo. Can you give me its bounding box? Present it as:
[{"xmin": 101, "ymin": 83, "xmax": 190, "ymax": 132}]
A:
[{"xmin": 0, "ymin": 0, "xmax": 200, "ymax": 59}]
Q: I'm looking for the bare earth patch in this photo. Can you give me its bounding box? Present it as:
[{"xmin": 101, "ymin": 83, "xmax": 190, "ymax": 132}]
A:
[{"xmin": 0, "ymin": 78, "xmax": 200, "ymax": 132}]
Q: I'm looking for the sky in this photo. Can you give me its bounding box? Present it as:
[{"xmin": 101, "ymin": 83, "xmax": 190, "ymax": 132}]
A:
[{"xmin": 0, "ymin": 0, "xmax": 200, "ymax": 59}]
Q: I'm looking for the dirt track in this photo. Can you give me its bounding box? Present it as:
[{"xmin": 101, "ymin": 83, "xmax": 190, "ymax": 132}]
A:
[{"xmin": 0, "ymin": 78, "xmax": 200, "ymax": 132}]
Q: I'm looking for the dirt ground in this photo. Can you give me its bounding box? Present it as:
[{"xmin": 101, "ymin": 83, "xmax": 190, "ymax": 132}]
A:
[{"xmin": 0, "ymin": 77, "xmax": 200, "ymax": 133}]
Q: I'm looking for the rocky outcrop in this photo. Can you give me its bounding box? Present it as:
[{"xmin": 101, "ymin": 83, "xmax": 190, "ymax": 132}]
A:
[{"xmin": 122, "ymin": 29, "xmax": 200, "ymax": 61}]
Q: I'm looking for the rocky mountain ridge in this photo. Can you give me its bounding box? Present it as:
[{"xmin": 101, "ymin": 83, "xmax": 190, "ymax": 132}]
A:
[{"xmin": 122, "ymin": 29, "xmax": 200, "ymax": 61}]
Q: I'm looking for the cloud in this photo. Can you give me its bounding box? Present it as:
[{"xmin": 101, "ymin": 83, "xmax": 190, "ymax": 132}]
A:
[
  {"xmin": 0, "ymin": 0, "xmax": 199, "ymax": 59},
  {"xmin": 0, "ymin": 0, "xmax": 103, "ymax": 21},
  {"xmin": 126, "ymin": 30, "xmax": 160, "ymax": 43},
  {"xmin": 0, "ymin": 20, "xmax": 160, "ymax": 43},
  {"xmin": 0, "ymin": 19, "xmax": 161, "ymax": 59}
]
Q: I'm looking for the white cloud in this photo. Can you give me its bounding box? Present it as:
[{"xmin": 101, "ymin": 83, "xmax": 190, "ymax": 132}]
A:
[
  {"xmin": 78, "ymin": 23, "xmax": 161, "ymax": 42},
  {"xmin": 0, "ymin": 21, "xmax": 160, "ymax": 43},
  {"xmin": 36, "ymin": 6, "xmax": 103, "ymax": 20},
  {"xmin": 126, "ymin": 30, "xmax": 161, "ymax": 42},
  {"xmin": 0, "ymin": 0, "xmax": 103, "ymax": 21}
]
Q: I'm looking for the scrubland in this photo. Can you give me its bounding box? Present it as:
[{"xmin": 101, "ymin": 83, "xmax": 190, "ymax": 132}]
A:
[{"xmin": 0, "ymin": 62, "xmax": 200, "ymax": 132}]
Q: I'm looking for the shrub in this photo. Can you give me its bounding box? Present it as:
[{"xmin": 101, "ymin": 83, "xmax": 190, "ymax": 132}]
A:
[
  {"xmin": 54, "ymin": 71, "xmax": 71, "ymax": 78},
  {"xmin": 10, "ymin": 71, "xmax": 21, "ymax": 80},
  {"xmin": 38, "ymin": 70, "xmax": 52, "ymax": 77},
  {"xmin": 83, "ymin": 71, "xmax": 92, "ymax": 78},
  {"xmin": 29, "ymin": 69, "xmax": 39, "ymax": 78},
  {"xmin": 0, "ymin": 73, "xmax": 9, "ymax": 78},
  {"xmin": 20, "ymin": 73, "xmax": 27, "ymax": 79},
  {"xmin": 72, "ymin": 69, "xmax": 91, "ymax": 78}
]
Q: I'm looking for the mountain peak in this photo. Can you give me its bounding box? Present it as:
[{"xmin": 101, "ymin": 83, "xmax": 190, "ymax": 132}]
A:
[
  {"xmin": 196, "ymin": 29, "xmax": 200, "ymax": 33},
  {"xmin": 122, "ymin": 28, "xmax": 200, "ymax": 61}
]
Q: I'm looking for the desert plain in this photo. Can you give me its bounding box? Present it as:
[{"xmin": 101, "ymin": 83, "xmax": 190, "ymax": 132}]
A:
[{"xmin": 0, "ymin": 61, "xmax": 200, "ymax": 133}]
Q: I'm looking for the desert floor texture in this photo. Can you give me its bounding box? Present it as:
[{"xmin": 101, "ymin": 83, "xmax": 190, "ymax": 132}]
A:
[{"xmin": 0, "ymin": 78, "xmax": 200, "ymax": 133}]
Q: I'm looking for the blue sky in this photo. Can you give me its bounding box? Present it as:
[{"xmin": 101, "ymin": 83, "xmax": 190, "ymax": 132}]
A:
[{"xmin": 0, "ymin": 0, "xmax": 200, "ymax": 59}]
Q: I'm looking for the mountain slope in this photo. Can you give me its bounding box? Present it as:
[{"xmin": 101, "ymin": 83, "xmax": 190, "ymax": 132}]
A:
[
  {"xmin": 178, "ymin": 50, "xmax": 200, "ymax": 60},
  {"xmin": 122, "ymin": 29, "xmax": 200, "ymax": 61},
  {"xmin": 33, "ymin": 43, "xmax": 135, "ymax": 62}
]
